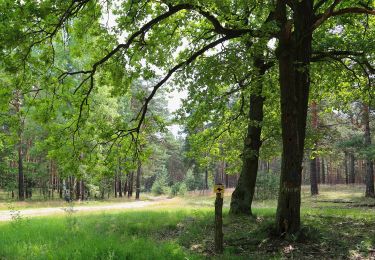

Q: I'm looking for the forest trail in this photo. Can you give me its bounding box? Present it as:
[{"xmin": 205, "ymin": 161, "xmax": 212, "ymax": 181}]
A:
[{"xmin": 0, "ymin": 198, "xmax": 170, "ymax": 221}]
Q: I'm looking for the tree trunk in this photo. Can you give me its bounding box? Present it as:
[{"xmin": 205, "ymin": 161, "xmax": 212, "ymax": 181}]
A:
[
  {"xmin": 204, "ymin": 167, "xmax": 209, "ymax": 190},
  {"xmin": 124, "ymin": 176, "xmax": 128, "ymax": 195},
  {"xmin": 114, "ymin": 175, "xmax": 117, "ymax": 198},
  {"xmin": 59, "ymin": 178, "xmax": 63, "ymax": 199},
  {"xmin": 344, "ymin": 152, "xmax": 349, "ymax": 184},
  {"xmin": 316, "ymin": 157, "xmax": 320, "ymax": 184},
  {"xmin": 80, "ymin": 180, "xmax": 84, "ymax": 200},
  {"xmin": 128, "ymin": 172, "xmax": 134, "ymax": 197},
  {"xmin": 321, "ymin": 158, "xmax": 325, "ymax": 184},
  {"xmin": 135, "ymin": 162, "xmax": 141, "ymax": 200},
  {"xmin": 75, "ymin": 179, "xmax": 80, "ymax": 200},
  {"xmin": 18, "ymin": 135, "xmax": 24, "ymax": 201},
  {"xmin": 230, "ymin": 57, "xmax": 267, "ymax": 215},
  {"xmin": 275, "ymin": 1, "xmax": 313, "ymax": 234},
  {"xmin": 309, "ymin": 101, "xmax": 319, "ymax": 195},
  {"xmin": 310, "ymin": 155, "xmax": 318, "ymax": 195},
  {"xmin": 349, "ymin": 153, "xmax": 355, "ymax": 184},
  {"xmin": 363, "ymin": 104, "xmax": 374, "ymax": 197},
  {"xmin": 118, "ymin": 157, "xmax": 122, "ymax": 197}
]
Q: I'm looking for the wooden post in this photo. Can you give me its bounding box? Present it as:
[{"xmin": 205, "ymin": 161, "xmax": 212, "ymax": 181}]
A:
[{"xmin": 214, "ymin": 183, "xmax": 224, "ymax": 254}]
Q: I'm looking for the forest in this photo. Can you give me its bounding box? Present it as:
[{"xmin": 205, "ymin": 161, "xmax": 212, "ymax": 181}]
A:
[{"xmin": 0, "ymin": 0, "xmax": 374, "ymax": 259}]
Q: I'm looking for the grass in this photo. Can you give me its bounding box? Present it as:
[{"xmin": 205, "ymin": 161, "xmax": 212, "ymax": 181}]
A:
[{"xmin": 0, "ymin": 185, "xmax": 375, "ymax": 259}]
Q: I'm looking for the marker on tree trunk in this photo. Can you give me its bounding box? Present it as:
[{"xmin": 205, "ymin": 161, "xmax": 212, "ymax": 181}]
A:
[{"xmin": 214, "ymin": 183, "xmax": 224, "ymax": 253}]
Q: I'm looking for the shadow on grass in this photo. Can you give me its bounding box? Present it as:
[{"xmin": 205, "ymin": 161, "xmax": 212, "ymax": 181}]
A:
[{"xmin": 0, "ymin": 207, "xmax": 374, "ymax": 259}]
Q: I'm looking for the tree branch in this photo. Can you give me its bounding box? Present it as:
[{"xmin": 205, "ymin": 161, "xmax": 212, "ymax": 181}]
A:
[{"xmin": 313, "ymin": 1, "xmax": 375, "ymax": 30}]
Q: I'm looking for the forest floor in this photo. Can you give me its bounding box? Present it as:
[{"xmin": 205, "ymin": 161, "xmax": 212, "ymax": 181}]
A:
[{"xmin": 0, "ymin": 185, "xmax": 375, "ymax": 259}]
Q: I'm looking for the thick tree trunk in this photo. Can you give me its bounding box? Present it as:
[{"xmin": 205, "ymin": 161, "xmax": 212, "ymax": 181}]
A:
[
  {"xmin": 275, "ymin": 1, "xmax": 313, "ymax": 234},
  {"xmin": 230, "ymin": 58, "xmax": 267, "ymax": 215},
  {"xmin": 135, "ymin": 162, "xmax": 141, "ymax": 200},
  {"xmin": 363, "ymin": 104, "xmax": 374, "ymax": 197}
]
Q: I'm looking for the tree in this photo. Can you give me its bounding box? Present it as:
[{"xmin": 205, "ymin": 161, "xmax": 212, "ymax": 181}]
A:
[{"xmin": 3, "ymin": 0, "xmax": 375, "ymax": 235}]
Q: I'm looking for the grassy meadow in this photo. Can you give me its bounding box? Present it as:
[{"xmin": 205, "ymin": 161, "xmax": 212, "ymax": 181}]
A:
[{"xmin": 0, "ymin": 185, "xmax": 375, "ymax": 259}]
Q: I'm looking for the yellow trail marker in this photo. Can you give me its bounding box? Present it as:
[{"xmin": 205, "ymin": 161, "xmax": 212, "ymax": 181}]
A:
[{"xmin": 214, "ymin": 184, "xmax": 224, "ymax": 198}]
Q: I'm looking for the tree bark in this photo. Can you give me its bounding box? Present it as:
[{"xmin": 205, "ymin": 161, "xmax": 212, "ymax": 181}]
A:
[
  {"xmin": 310, "ymin": 155, "xmax": 319, "ymax": 195},
  {"xmin": 230, "ymin": 57, "xmax": 268, "ymax": 215},
  {"xmin": 310, "ymin": 101, "xmax": 319, "ymax": 195},
  {"xmin": 363, "ymin": 104, "xmax": 374, "ymax": 197},
  {"xmin": 275, "ymin": 0, "xmax": 313, "ymax": 234}
]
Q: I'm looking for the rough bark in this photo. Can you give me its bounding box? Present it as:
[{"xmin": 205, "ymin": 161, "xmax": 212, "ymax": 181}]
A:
[
  {"xmin": 363, "ymin": 104, "xmax": 375, "ymax": 197},
  {"xmin": 230, "ymin": 58, "xmax": 267, "ymax": 215},
  {"xmin": 275, "ymin": 0, "xmax": 313, "ymax": 234}
]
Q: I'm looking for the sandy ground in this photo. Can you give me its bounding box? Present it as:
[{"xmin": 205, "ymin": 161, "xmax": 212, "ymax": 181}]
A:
[{"xmin": 0, "ymin": 199, "xmax": 167, "ymax": 221}]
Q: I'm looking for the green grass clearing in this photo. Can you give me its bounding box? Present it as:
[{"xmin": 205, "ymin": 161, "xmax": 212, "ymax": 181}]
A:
[{"xmin": 0, "ymin": 185, "xmax": 374, "ymax": 259}]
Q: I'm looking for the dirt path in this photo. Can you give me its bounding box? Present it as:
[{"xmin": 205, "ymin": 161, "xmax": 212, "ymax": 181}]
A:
[{"xmin": 0, "ymin": 199, "xmax": 168, "ymax": 221}]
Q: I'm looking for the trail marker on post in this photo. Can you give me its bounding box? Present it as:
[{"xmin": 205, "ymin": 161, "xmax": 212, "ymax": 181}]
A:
[{"xmin": 214, "ymin": 183, "xmax": 224, "ymax": 253}]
